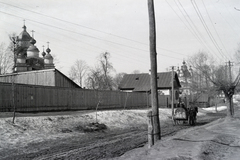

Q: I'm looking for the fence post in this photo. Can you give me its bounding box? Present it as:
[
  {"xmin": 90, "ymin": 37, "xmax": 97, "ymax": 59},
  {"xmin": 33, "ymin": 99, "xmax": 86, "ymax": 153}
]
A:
[
  {"xmin": 147, "ymin": 110, "xmax": 154, "ymax": 148},
  {"xmin": 11, "ymin": 75, "xmax": 16, "ymax": 123},
  {"xmin": 123, "ymin": 92, "xmax": 129, "ymax": 110}
]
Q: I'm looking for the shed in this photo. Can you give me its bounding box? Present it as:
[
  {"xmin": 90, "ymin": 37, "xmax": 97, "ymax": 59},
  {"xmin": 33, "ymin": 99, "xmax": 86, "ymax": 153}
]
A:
[{"xmin": 0, "ymin": 69, "xmax": 80, "ymax": 88}]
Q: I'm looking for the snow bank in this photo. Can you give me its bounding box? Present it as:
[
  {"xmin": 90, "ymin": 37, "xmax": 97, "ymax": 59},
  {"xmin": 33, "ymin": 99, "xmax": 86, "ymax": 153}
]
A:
[{"xmin": 202, "ymin": 106, "xmax": 227, "ymax": 112}]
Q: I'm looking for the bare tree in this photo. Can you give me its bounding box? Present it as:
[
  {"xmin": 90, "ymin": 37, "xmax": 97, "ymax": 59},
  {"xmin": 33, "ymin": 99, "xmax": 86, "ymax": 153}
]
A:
[
  {"xmin": 0, "ymin": 43, "xmax": 14, "ymax": 74},
  {"xmin": 209, "ymin": 65, "xmax": 239, "ymax": 118},
  {"xmin": 99, "ymin": 52, "xmax": 115, "ymax": 90},
  {"xmin": 112, "ymin": 72, "xmax": 126, "ymax": 90},
  {"xmin": 188, "ymin": 51, "xmax": 215, "ymax": 93},
  {"xmin": 68, "ymin": 60, "xmax": 88, "ymax": 87},
  {"xmin": 188, "ymin": 51, "xmax": 239, "ymax": 118},
  {"xmin": 85, "ymin": 66, "xmax": 104, "ymax": 90}
]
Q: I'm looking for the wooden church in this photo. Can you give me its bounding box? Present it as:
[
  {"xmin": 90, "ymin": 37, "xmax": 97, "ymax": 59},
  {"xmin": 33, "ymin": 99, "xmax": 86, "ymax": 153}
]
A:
[{"xmin": 0, "ymin": 24, "xmax": 80, "ymax": 88}]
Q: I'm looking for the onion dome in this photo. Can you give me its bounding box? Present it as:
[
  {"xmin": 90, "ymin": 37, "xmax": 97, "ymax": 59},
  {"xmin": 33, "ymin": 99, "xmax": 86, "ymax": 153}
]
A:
[
  {"xmin": 41, "ymin": 46, "xmax": 46, "ymax": 57},
  {"xmin": 182, "ymin": 61, "xmax": 188, "ymax": 71},
  {"xmin": 44, "ymin": 47, "xmax": 53, "ymax": 64},
  {"xmin": 27, "ymin": 38, "xmax": 39, "ymax": 58},
  {"xmin": 42, "ymin": 51, "xmax": 46, "ymax": 57},
  {"xmin": 17, "ymin": 25, "xmax": 32, "ymax": 48},
  {"xmin": 18, "ymin": 25, "xmax": 32, "ymax": 41},
  {"xmin": 46, "ymin": 47, "xmax": 51, "ymax": 53},
  {"xmin": 29, "ymin": 38, "xmax": 36, "ymax": 45}
]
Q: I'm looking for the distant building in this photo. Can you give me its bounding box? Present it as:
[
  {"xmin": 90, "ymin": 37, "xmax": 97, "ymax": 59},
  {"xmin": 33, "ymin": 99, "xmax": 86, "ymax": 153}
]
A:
[
  {"xmin": 177, "ymin": 61, "xmax": 193, "ymax": 97},
  {"xmin": 12, "ymin": 24, "xmax": 54, "ymax": 72}
]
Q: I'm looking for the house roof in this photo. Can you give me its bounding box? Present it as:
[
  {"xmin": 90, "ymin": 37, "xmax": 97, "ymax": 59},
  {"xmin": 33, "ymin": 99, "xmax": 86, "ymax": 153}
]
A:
[{"xmin": 119, "ymin": 72, "xmax": 181, "ymax": 92}]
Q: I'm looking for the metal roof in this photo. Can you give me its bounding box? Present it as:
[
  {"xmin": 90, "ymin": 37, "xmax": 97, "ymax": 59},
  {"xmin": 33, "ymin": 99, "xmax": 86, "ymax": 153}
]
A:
[{"xmin": 119, "ymin": 72, "xmax": 181, "ymax": 92}]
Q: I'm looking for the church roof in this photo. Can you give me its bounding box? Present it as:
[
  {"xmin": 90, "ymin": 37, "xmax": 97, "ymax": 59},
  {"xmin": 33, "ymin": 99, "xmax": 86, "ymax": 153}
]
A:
[{"xmin": 45, "ymin": 53, "xmax": 53, "ymax": 59}]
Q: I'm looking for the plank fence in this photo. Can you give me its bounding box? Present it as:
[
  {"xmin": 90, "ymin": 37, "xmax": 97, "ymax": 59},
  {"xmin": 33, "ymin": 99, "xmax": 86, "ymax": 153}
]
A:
[{"xmin": 0, "ymin": 82, "xmax": 151, "ymax": 112}]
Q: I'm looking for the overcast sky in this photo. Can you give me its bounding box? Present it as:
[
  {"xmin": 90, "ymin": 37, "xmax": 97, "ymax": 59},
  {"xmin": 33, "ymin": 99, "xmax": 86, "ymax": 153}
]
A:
[{"xmin": 0, "ymin": 0, "xmax": 240, "ymax": 75}]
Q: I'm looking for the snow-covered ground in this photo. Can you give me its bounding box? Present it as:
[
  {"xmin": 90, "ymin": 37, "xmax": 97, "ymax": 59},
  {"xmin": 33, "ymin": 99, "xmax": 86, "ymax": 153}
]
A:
[
  {"xmin": 1, "ymin": 104, "xmax": 238, "ymax": 160},
  {"xmin": 0, "ymin": 108, "xmax": 172, "ymax": 153}
]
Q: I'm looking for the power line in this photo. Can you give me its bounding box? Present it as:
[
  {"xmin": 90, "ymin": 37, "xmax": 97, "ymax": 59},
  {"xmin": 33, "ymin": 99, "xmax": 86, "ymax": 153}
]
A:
[
  {"xmin": 174, "ymin": 0, "xmax": 223, "ymax": 61},
  {"xmin": 201, "ymin": 0, "xmax": 230, "ymax": 60},
  {"xmin": 166, "ymin": 0, "xmax": 212, "ymax": 55},
  {"xmin": 0, "ymin": 10, "xmax": 186, "ymax": 61},
  {"xmin": 0, "ymin": 1, "xmax": 189, "ymax": 58},
  {"xmin": 191, "ymin": 0, "xmax": 227, "ymax": 60}
]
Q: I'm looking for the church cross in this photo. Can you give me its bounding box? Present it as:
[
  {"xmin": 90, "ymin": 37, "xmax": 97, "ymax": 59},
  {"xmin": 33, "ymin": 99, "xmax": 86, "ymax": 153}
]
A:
[{"xmin": 31, "ymin": 30, "xmax": 35, "ymax": 38}]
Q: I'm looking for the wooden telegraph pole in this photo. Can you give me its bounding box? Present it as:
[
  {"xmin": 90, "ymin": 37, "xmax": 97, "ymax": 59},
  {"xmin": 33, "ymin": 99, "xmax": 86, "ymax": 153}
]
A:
[
  {"xmin": 147, "ymin": 0, "xmax": 161, "ymax": 146},
  {"xmin": 171, "ymin": 66, "xmax": 175, "ymax": 120}
]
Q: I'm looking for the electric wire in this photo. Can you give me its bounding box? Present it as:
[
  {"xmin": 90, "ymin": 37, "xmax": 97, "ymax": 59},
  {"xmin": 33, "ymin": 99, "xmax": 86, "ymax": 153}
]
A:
[
  {"xmin": 0, "ymin": 1, "xmax": 189, "ymax": 58},
  {"xmin": 191, "ymin": 0, "xmax": 227, "ymax": 60},
  {"xmin": 166, "ymin": 0, "xmax": 211, "ymax": 55},
  {"xmin": 173, "ymin": 0, "xmax": 218, "ymax": 58},
  {"xmin": 201, "ymin": 0, "xmax": 230, "ymax": 60},
  {"xmin": 193, "ymin": 0, "xmax": 228, "ymax": 59},
  {"xmin": 176, "ymin": 0, "xmax": 223, "ymax": 62}
]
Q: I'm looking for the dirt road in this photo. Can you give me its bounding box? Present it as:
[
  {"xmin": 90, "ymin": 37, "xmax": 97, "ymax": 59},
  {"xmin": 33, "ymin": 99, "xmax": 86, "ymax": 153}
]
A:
[{"xmin": 1, "ymin": 111, "xmax": 226, "ymax": 160}]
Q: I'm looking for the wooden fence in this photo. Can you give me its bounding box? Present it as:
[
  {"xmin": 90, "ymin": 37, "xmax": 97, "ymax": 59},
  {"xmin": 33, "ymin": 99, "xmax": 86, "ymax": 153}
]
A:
[{"xmin": 0, "ymin": 83, "xmax": 150, "ymax": 112}]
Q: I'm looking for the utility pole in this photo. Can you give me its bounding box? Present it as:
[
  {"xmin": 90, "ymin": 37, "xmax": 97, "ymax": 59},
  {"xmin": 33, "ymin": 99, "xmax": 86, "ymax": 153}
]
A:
[
  {"xmin": 171, "ymin": 66, "xmax": 175, "ymax": 120},
  {"xmin": 147, "ymin": 0, "xmax": 161, "ymax": 146},
  {"xmin": 226, "ymin": 61, "xmax": 233, "ymax": 83}
]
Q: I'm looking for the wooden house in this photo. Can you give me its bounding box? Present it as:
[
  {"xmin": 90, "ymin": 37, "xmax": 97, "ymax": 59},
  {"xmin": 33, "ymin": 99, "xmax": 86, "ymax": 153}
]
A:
[{"xmin": 118, "ymin": 72, "xmax": 181, "ymax": 107}]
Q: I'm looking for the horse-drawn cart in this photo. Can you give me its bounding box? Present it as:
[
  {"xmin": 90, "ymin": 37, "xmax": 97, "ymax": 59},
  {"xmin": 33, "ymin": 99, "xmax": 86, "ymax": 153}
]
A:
[{"xmin": 173, "ymin": 106, "xmax": 198, "ymax": 125}]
